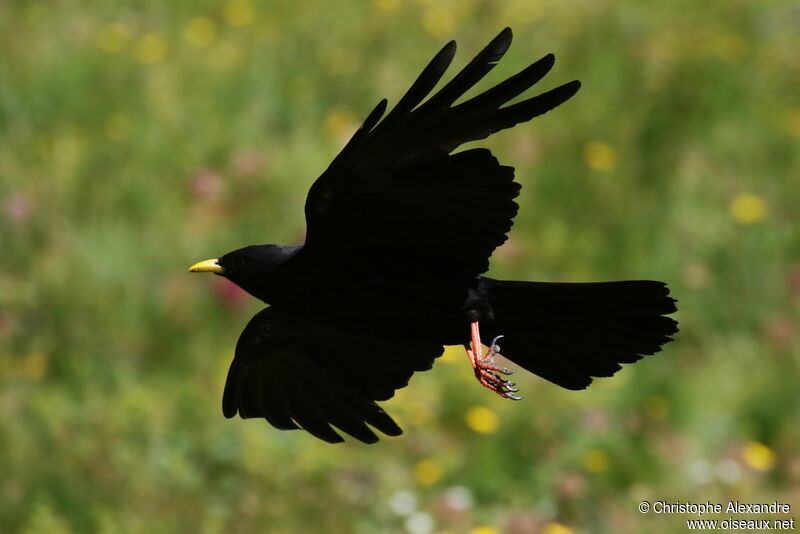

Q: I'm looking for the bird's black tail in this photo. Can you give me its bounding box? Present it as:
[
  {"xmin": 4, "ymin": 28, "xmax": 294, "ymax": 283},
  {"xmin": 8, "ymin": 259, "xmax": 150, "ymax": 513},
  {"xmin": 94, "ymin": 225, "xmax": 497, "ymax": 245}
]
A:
[{"xmin": 482, "ymin": 279, "xmax": 678, "ymax": 390}]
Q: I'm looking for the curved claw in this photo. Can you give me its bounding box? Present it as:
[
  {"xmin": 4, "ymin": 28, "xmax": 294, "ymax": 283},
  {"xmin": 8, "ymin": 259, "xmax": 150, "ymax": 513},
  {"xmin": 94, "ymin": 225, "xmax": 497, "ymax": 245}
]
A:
[
  {"xmin": 466, "ymin": 327, "xmax": 525, "ymax": 401},
  {"xmin": 495, "ymin": 375, "xmax": 517, "ymax": 388},
  {"xmin": 490, "ymin": 334, "xmax": 504, "ymax": 348}
]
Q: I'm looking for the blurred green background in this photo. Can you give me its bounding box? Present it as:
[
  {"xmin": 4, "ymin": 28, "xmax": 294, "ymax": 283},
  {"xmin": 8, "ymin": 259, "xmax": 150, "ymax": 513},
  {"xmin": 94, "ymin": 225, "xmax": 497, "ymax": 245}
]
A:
[{"xmin": 1, "ymin": 1, "xmax": 799, "ymax": 533}]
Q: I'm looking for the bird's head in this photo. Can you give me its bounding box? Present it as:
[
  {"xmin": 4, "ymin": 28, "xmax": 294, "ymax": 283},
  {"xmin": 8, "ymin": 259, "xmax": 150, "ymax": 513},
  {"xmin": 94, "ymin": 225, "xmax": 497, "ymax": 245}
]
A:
[{"xmin": 188, "ymin": 244, "xmax": 290, "ymax": 299}]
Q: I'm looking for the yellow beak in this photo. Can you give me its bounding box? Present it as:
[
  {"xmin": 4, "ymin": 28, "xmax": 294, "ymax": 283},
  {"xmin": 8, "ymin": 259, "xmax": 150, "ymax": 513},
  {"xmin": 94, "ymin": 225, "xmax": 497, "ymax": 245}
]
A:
[{"xmin": 188, "ymin": 258, "xmax": 224, "ymax": 274}]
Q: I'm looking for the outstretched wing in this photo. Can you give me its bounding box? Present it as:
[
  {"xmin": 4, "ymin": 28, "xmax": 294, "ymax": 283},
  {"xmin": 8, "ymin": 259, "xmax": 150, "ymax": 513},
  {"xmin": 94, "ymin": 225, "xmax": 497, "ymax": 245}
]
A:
[
  {"xmin": 222, "ymin": 307, "xmax": 443, "ymax": 443},
  {"xmin": 293, "ymin": 28, "xmax": 580, "ymax": 306}
]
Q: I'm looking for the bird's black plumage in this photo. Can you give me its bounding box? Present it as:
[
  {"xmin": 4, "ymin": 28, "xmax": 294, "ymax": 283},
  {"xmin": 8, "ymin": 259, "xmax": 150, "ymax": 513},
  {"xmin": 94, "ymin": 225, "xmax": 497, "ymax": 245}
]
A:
[{"xmin": 190, "ymin": 28, "xmax": 678, "ymax": 444}]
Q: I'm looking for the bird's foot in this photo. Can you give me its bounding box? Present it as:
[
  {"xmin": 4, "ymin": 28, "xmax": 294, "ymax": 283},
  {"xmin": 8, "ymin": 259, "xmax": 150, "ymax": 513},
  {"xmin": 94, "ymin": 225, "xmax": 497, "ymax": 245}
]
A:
[{"xmin": 464, "ymin": 323, "xmax": 522, "ymax": 400}]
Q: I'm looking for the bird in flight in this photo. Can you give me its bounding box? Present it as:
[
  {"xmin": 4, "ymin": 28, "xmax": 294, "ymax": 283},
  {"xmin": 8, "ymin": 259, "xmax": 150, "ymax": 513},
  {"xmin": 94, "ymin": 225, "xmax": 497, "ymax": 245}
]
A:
[{"xmin": 189, "ymin": 28, "xmax": 678, "ymax": 444}]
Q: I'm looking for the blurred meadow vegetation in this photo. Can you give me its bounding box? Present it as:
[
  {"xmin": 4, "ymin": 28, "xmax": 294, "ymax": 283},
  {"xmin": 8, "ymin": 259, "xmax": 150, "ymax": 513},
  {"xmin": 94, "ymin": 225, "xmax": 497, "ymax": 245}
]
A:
[{"xmin": 1, "ymin": 0, "xmax": 799, "ymax": 533}]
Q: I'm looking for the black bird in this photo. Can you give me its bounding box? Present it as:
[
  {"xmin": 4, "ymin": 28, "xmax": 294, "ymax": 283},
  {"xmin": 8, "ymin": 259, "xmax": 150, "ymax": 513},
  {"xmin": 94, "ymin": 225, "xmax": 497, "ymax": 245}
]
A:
[{"xmin": 189, "ymin": 28, "xmax": 678, "ymax": 444}]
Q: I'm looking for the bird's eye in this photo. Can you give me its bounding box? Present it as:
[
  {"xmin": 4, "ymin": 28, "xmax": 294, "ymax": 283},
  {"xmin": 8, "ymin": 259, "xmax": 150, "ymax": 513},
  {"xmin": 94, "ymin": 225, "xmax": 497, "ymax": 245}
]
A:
[{"xmin": 236, "ymin": 258, "xmax": 247, "ymax": 269}]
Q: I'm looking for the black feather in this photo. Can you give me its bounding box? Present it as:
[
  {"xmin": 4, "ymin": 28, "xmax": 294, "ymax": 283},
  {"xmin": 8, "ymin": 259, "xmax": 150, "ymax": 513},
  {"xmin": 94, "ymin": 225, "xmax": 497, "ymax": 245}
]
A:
[
  {"xmin": 419, "ymin": 27, "xmax": 513, "ymax": 111},
  {"xmin": 484, "ymin": 279, "xmax": 678, "ymax": 390}
]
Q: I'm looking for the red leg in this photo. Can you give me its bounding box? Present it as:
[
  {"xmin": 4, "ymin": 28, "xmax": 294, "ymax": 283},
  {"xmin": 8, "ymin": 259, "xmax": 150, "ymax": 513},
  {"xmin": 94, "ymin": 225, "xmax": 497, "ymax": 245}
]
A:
[
  {"xmin": 464, "ymin": 321, "xmax": 522, "ymax": 400},
  {"xmin": 470, "ymin": 321, "xmax": 482, "ymax": 360}
]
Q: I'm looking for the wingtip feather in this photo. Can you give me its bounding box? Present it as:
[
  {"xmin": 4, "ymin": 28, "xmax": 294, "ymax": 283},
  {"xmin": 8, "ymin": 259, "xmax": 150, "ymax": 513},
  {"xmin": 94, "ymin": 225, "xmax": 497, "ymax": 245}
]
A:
[
  {"xmin": 437, "ymin": 40, "xmax": 458, "ymax": 66},
  {"xmin": 564, "ymin": 79, "xmax": 582, "ymax": 95},
  {"xmin": 488, "ymin": 27, "xmax": 513, "ymax": 58}
]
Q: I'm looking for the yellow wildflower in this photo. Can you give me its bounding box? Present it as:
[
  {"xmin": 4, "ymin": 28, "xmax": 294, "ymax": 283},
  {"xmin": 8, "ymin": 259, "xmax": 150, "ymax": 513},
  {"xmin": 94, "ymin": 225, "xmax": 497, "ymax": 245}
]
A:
[
  {"xmin": 373, "ymin": 0, "xmax": 400, "ymax": 13},
  {"xmin": 323, "ymin": 108, "xmax": 357, "ymax": 141},
  {"xmin": 423, "ymin": 6, "xmax": 455, "ymax": 37},
  {"xmin": 582, "ymin": 449, "xmax": 609, "ymax": 473},
  {"xmin": 135, "ymin": 34, "xmax": 168, "ymax": 64},
  {"xmin": 224, "ymin": 0, "xmax": 256, "ymax": 27},
  {"xmin": 465, "ymin": 406, "xmax": 499, "ymax": 434},
  {"xmin": 743, "ymin": 442, "xmax": 775, "ymax": 471},
  {"xmin": 542, "ymin": 523, "xmax": 575, "ymax": 534},
  {"xmin": 730, "ymin": 193, "xmax": 766, "ymax": 224},
  {"xmin": 499, "ymin": 2, "xmax": 543, "ymax": 27},
  {"xmin": 470, "ymin": 527, "xmax": 501, "ymax": 534},
  {"xmin": 583, "ymin": 141, "xmax": 617, "ymax": 172},
  {"xmin": 413, "ymin": 459, "xmax": 443, "ymax": 486},
  {"xmin": 184, "ymin": 17, "xmax": 218, "ymax": 48}
]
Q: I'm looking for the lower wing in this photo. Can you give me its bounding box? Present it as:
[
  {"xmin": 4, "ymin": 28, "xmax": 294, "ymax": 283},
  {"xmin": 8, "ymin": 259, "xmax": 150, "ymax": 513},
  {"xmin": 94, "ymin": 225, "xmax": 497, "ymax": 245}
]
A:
[{"xmin": 222, "ymin": 307, "xmax": 443, "ymax": 443}]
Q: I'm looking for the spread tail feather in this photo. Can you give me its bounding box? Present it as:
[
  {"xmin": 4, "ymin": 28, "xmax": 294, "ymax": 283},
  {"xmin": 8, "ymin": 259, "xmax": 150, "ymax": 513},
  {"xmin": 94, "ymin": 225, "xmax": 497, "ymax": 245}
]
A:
[{"xmin": 484, "ymin": 279, "xmax": 679, "ymax": 389}]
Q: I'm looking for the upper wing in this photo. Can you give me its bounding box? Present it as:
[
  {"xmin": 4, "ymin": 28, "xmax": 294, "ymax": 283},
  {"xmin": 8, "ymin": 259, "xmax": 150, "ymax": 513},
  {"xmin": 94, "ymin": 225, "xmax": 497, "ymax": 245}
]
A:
[
  {"xmin": 297, "ymin": 28, "xmax": 580, "ymax": 294},
  {"xmin": 222, "ymin": 307, "xmax": 443, "ymax": 443}
]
